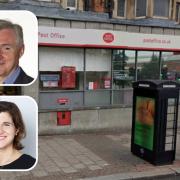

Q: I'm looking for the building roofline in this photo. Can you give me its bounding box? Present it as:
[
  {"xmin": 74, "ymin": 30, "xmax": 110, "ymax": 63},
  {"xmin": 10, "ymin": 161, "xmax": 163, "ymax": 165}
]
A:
[{"xmin": 0, "ymin": 0, "xmax": 180, "ymax": 29}]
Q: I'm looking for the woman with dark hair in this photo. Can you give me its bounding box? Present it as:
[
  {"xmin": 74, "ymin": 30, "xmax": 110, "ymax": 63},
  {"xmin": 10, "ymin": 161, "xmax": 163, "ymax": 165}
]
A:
[{"xmin": 0, "ymin": 101, "xmax": 36, "ymax": 169}]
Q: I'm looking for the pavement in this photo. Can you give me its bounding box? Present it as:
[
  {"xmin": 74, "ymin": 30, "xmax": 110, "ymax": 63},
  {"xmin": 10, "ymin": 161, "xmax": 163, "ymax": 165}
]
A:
[{"xmin": 0, "ymin": 129, "xmax": 180, "ymax": 180}]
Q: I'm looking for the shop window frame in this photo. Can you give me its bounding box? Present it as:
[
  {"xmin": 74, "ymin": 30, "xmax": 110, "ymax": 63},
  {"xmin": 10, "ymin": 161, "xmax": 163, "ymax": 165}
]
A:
[{"xmin": 39, "ymin": 46, "xmax": 179, "ymax": 110}]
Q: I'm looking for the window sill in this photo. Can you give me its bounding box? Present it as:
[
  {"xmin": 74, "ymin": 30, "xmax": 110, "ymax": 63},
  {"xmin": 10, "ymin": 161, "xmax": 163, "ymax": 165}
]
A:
[
  {"xmin": 38, "ymin": 104, "xmax": 132, "ymax": 113},
  {"xmin": 39, "ymin": 88, "xmax": 133, "ymax": 93}
]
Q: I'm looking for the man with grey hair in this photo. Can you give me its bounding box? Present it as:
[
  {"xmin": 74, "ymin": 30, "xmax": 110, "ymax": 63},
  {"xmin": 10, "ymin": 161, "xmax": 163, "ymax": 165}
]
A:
[{"xmin": 0, "ymin": 19, "xmax": 33, "ymax": 84}]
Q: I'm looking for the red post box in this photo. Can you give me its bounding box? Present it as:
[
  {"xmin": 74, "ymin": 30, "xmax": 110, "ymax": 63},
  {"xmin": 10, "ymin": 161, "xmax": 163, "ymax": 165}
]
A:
[
  {"xmin": 57, "ymin": 111, "xmax": 71, "ymax": 126},
  {"xmin": 61, "ymin": 66, "xmax": 76, "ymax": 89}
]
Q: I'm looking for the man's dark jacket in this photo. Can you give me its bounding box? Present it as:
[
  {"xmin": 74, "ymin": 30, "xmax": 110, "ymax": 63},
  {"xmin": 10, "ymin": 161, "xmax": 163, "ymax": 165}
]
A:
[{"xmin": 14, "ymin": 67, "xmax": 34, "ymax": 84}]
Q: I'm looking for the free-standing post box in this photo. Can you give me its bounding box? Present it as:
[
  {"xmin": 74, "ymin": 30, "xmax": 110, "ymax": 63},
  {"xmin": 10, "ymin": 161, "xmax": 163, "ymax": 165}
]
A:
[{"xmin": 131, "ymin": 80, "xmax": 179, "ymax": 165}]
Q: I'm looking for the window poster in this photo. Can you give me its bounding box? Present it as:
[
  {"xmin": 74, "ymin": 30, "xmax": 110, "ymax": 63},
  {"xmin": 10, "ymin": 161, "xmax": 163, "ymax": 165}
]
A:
[{"xmin": 134, "ymin": 96, "xmax": 155, "ymax": 150}]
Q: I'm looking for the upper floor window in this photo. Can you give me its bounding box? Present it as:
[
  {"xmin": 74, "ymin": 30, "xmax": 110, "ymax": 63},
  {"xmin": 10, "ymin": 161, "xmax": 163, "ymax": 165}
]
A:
[
  {"xmin": 117, "ymin": 0, "xmax": 126, "ymax": 17},
  {"xmin": 84, "ymin": 0, "xmax": 106, "ymax": 13},
  {"xmin": 135, "ymin": 0, "xmax": 147, "ymax": 17},
  {"xmin": 67, "ymin": 0, "xmax": 76, "ymax": 7},
  {"xmin": 153, "ymin": 0, "xmax": 170, "ymax": 17},
  {"xmin": 176, "ymin": 3, "xmax": 180, "ymax": 23},
  {"xmin": 64, "ymin": 0, "xmax": 77, "ymax": 10}
]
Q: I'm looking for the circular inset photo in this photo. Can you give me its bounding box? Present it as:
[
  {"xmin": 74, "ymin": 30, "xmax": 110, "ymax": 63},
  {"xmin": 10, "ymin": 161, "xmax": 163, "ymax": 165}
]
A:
[
  {"xmin": 0, "ymin": 10, "xmax": 38, "ymax": 85},
  {"xmin": 0, "ymin": 96, "xmax": 38, "ymax": 171}
]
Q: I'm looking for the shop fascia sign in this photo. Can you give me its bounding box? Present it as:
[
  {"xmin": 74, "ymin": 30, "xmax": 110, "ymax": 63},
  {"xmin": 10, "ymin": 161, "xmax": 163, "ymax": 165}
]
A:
[{"xmin": 38, "ymin": 26, "xmax": 180, "ymax": 51}]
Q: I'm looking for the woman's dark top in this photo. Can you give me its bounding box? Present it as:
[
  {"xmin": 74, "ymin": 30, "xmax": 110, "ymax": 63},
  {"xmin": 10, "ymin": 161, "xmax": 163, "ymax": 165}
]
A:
[{"xmin": 0, "ymin": 154, "xmax": 36, "ymax": 169}]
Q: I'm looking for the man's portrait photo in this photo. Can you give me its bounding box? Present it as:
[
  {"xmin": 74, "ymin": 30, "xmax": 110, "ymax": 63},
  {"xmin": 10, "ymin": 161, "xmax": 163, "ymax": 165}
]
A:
[{"xmin": 0, "ymin": 11, "xmax": 38, "ymax": 85}]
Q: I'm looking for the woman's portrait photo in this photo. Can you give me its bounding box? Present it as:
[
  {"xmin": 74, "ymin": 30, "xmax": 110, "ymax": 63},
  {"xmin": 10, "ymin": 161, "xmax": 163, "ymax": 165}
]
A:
[{"xmin": 0, "ymin": 96, "xmax": 37, "ymax": 170}]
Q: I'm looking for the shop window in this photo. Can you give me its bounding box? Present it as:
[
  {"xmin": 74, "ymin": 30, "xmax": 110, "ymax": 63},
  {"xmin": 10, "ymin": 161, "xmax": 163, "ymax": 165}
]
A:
[
  {"xmin": 85, "ymin": 49, "xmax": 111, "ymax": 106},
  {"xmin": 39, "ymin": 47, "xmax": 84, "ymax": 90},
  {"xmin": 161, "ymin": 52, "xmax": 180, "ymax": 81},
  {"xmin": 85, "ymin": 49, "xmax": 111, "ymax": 90},
  {"xmin": 112, "ymin": 50, "xmax": 135, "ymax": 105},
  {"xmin": 135, "ymin": 0, "xmax": 147, "ymax": 17},
  {"xmin": 153, "ymin": 0, "xmax": 170, "ymax": 17},
  {"xmin": 137, "ymin": 51, "xmax": 160, "ymax": 80},
  {"xmin": 112, "ymin": 50, "xmax": 135, "ymax": 89},
  {"xmin": 39, "ymin": 71, "xmax": 83, "ymax": 90},
  {"xmin": 39, "ymin": 45, "xmax": 179, "ymax": 110},
  {"xmin": 117, "ymin": 0, "xmax": 126, "ymax": 17}
]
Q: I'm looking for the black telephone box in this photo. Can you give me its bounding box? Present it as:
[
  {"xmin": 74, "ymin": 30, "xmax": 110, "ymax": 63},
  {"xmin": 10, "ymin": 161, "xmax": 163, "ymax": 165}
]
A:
[{"xmin": 131, "ymin": 80, "xmax": 179, "ymax": 165}]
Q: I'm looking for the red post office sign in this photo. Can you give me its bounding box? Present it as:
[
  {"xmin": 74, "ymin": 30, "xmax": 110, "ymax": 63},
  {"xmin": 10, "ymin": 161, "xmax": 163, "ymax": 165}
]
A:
[{"xmin": 103, "ymin": 33, "xmax": 114, "ymax": 43}]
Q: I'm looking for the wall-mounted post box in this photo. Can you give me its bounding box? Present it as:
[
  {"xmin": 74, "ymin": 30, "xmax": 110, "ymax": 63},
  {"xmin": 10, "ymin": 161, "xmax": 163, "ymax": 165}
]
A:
[
  {"xmin": 61, "ymin": 66, "xmax": 76, "ymax": 89},
  {"xmin": 57, "ymin": 111, "xmax": 71, "ymax": 126}
]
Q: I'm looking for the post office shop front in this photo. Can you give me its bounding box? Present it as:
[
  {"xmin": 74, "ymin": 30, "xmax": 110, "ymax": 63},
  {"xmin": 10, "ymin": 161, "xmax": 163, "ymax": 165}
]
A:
[{"xmin": 38, "ymin": 27, "xmax": 180, "ymax": 134}]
